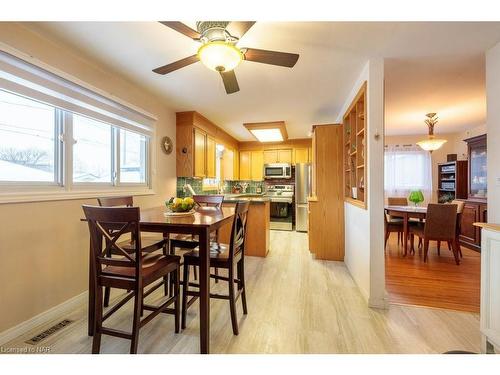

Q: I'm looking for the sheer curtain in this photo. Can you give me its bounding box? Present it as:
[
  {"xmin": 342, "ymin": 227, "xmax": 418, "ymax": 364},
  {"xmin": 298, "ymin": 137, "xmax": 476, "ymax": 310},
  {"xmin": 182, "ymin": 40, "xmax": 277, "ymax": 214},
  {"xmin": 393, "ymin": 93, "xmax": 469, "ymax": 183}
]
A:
[{"xmin": 384, "ymin": 144, "xmax": 432, "ymax": 204}]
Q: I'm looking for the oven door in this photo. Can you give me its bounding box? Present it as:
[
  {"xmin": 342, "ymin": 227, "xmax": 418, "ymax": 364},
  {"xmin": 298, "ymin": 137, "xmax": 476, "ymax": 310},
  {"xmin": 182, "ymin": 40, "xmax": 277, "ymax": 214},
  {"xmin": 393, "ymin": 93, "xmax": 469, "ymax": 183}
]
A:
[{"xmin": 269, "ymin": 200, "xmax": 293, "ymax": 230}]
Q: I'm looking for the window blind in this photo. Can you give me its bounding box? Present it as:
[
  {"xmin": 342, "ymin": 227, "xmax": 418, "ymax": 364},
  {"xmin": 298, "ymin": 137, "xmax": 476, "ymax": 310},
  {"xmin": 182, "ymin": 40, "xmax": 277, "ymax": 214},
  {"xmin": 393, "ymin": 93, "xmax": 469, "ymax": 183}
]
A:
[{"xmin": 0, "ymin": 50, "xmax": 155, "ymax": 137}]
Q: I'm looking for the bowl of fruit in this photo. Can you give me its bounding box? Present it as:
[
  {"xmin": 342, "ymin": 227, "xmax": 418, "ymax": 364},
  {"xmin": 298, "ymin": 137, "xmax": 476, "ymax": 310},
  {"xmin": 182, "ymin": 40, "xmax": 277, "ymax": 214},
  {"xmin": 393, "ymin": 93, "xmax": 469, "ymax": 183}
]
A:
[{"xmin": 164, "ymin": 197, "xmax": 196, "ymax": 216}]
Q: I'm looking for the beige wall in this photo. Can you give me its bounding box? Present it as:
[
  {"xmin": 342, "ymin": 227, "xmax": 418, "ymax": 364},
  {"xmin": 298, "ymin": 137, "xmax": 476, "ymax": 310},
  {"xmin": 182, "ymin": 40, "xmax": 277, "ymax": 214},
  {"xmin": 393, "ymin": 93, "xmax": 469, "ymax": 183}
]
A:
[
  {"xmin": 0, "ymin": 23, "xmax": 177, "ymax": 333},
  {"xmin": 385, "ymin": 124, "xmax": 487, "ymax": 203}
]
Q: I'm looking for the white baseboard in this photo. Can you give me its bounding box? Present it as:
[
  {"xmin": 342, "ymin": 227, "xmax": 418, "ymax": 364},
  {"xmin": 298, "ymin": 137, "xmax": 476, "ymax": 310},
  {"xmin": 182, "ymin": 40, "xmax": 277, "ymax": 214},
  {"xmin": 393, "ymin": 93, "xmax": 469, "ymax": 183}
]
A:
[{"xmin": 0, "ymin": 291, "xmax": 88, "ymax": 346}]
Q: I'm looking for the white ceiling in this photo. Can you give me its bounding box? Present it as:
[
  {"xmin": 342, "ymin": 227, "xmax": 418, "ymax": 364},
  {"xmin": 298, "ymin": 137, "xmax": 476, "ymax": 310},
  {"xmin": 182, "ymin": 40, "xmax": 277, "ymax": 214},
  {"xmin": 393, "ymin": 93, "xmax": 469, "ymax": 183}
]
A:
[{"xmin": 27, "ymin": 22, "xmax": 500, "ymax": 139}]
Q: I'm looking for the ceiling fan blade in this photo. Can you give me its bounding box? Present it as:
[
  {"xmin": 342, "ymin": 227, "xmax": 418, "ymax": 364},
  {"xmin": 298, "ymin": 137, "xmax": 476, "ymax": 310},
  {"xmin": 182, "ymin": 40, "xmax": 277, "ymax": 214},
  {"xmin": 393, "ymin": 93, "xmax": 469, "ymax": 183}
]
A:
[
  {"xmin": 220, "ymin": 70, "xmax": 240, "ymax": 94},
  {"xmin": 159, "ymin": 21, "xmax": 201, "ymax": 40},
  {"xmin": 152, "ymin": 55, "xmax": 199, "ymax": 75},
  {"xmin": 243, "ymin": 48, "xmax": 299, "ymax": 68},
  {"xmin": 226, "ymin": 21, "xmax": 256, "ymax": 39}
]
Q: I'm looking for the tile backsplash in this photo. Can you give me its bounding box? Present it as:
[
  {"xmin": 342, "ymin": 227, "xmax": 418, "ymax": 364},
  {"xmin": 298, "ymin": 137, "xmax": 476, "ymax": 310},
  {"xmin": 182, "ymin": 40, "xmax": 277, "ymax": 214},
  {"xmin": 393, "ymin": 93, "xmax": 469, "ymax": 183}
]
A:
[{"xmin": 176, "ymin": 177, "xmax": 265, "ymax": 198}]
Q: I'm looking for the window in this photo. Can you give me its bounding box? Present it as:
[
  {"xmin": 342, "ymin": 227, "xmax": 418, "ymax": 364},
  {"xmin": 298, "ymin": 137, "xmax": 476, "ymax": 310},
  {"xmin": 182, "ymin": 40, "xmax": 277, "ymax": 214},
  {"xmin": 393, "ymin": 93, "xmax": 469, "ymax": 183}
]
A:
[
  {"xmin": 384, "ymin": 144, "xmax": 432, "ymax": 203},
  {"xmin": 119, "ymin": 129, "xmax": 147, "ymax": 184},
  {"xmin": 0, "ymin": 90, "xmax": 59, "ymax": 183},
  {"xmin": 73, "ymin": 114, "xmax": 112, "ymax": 183},
  {"xmin": 0, "ymin": 50, "xmax": 155, "ymax": 201}
]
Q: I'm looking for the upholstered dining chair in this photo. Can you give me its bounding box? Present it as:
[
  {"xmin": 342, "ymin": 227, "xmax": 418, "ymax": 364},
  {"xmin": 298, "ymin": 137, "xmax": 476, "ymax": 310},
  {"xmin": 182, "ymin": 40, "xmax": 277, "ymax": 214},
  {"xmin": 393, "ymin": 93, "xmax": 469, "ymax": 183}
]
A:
[
  {"xmin": 409, "ymin": 203, "xmax": 460, "ymax": 265},
  {"xmin": 387, "ymin": 197, "xmax": 408, "ymax": 206},
  {"xmin": 384, "ymin": 211, "xmax": 404, "ymax": 249},
  {"xmin": 181, "ymin": 200, "xmax": 250, "ymax": 335},
  {"xmin": 437, "ymin": 200, "xmax": 465, "ymax": 258},
  {"xmin": 386, "ymin": 197, "xmax": 408, "ymax": 246},
  {"xmin": 82, "ymin": 205, "xmax": 181, "ymax": 354}
]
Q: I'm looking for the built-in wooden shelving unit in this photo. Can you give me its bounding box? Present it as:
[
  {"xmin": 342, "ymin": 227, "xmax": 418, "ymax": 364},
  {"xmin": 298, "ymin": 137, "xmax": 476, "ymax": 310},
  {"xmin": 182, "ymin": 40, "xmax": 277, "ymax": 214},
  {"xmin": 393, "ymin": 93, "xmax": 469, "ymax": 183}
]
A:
[{"xmin": 343, "ymin": 82, "xmax": 367, "ymax": 209}]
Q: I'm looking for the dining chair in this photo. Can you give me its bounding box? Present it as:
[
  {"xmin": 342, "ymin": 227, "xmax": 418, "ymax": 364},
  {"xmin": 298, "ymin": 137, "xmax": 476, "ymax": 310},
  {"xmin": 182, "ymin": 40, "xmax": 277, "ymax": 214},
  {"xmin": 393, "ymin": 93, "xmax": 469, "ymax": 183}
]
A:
[
  {"xmin": 387, "ymin": 197, "xmax": 408, "ymax": 206},
  {"xmin": 409, "ymin": 203, "xmax": 460, "ymax": 265},
  {"xmin": 169, "ymin": 195, "xmax": 225, "ymax": 283},
  {"xmin": 98, "ymin": 196, "xmax": 168, "ymax": 306},
  {"xmin": 181, "ymin": 200, "xmax": 250, "ymax": 335},
  {"xmin": 386, "ymin": 197, "xmax": 407, "ymax": 245},
  {"xmin": 384, "ymin": 211, "xmax": 404, "ymax": 249},
  {"xmin": 82, "ymin": 205, "xmax": 181, "ymax": 354},
  {"xmin": 437, "ymin": 200, "xmax": 465, "ymax": 258}
]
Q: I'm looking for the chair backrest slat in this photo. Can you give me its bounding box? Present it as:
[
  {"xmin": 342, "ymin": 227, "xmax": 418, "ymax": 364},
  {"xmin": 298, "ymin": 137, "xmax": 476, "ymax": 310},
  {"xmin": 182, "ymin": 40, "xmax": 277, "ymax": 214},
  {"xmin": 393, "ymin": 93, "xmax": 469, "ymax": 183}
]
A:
[
  {"xmin": 228, "ymin": 201, "xmax": 250, "ymax": 260},
  {"xmin": 193, "ymin": 194, "xmax": 224, "ymax": 208},
  {"xmin": 388, "ymin": 197, "xmax": 408, "ymax": 206},
  {"xmin": 83, "ymin": 205, "xmax": 142, "ymax": 280},
  {"xmin": 98, "ymin": 196, "xmax": 134, "ymax": 207}
]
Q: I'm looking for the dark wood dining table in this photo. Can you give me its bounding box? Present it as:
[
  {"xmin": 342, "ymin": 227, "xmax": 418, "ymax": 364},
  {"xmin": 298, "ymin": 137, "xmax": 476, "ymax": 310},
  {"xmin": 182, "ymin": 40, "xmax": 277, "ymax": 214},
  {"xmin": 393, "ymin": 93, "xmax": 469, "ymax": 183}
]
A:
[
  {"xmin": 384, "ymin": 205, "xmax": 427, "ymax": 256},
  {"xmin": 85, "ymin": 205, "xmax": 235, "ymax": 354}
]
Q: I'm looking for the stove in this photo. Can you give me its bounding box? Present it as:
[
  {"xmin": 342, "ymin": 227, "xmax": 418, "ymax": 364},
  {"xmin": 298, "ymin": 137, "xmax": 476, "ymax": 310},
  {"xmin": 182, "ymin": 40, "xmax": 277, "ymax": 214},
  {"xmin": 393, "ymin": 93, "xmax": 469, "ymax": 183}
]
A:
[{"xmin": 264, "ymin": 184, "xmax": 294, "ymax": 231}]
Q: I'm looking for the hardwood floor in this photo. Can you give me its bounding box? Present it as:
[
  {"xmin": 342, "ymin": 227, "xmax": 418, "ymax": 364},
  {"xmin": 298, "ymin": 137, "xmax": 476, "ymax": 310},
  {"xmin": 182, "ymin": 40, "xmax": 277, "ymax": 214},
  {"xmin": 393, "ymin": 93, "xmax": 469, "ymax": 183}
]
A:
[
  {"xmin": 385, "ymin": 234, "xmax": 481, "ymax": 313},
  {"xmin": 4, "ymin": 231, "xmax": 480, "ymax": 353}
]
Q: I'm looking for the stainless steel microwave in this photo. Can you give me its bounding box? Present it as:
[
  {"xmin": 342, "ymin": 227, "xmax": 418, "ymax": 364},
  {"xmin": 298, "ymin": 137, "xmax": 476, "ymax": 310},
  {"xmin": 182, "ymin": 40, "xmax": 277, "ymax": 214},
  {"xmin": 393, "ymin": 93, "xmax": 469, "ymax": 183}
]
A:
[{"xmin": 263, "ymin": 163, "xmax": 292, "ymax": 179}]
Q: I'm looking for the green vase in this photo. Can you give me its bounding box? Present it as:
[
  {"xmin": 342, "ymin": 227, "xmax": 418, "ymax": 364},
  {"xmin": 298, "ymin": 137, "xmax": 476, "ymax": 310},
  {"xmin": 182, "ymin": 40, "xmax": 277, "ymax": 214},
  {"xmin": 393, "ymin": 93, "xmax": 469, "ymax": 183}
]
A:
[{"xmin": 408, "ymin": 190, "xmax": 424, "ymax": 207}]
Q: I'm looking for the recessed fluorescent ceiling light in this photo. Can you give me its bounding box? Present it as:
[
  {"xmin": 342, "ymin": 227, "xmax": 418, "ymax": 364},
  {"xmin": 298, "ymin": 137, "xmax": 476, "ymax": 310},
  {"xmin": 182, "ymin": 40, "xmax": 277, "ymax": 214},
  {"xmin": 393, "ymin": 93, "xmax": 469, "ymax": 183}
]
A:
[{"xmin": 250, "ymin": 129, "xmax": 284, "ymax": 142}]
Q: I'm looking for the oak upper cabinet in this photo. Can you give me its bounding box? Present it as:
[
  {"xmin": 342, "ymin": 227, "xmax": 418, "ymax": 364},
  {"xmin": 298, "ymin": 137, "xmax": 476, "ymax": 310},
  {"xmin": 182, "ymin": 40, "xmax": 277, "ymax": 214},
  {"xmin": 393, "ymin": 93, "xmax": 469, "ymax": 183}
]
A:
[
  {"xmin": 206, "ymin": 135, "xmax": 216, "ymax": 178},
  {"xmin": 176, "ymin": 111, "xmax": 240, "ymax": 178},
  {"xmin": 278, "ymin": 149, "xmax": 292, "ymax": 163},
  {"xmin": 239, "ymin": 151, "xmax": 251, "ymax": 180},
  {"xmin": 251, "ymin": 151, "xmax": 264, "ymax": 181},
  {"xmin": 239, "ymin": 150, "xmax": 263, "ymax": 181},
  {"xmin": 263, "ymin": 150, "xmax": 278, "ymax": 164},
  {"xmin": 221, "ymin": 148, "xmax": 235, "ymax": 180},
  {"xmin": 193, "ymin": 128, "xmax": 207, "ymax": 178},
  {"xmin": 294, "ymin": 147, "xmax": 309, "ymax": 164},
  {"xmin": 263, "ymin": 148, "xmax": 292, "ymax": 164}
]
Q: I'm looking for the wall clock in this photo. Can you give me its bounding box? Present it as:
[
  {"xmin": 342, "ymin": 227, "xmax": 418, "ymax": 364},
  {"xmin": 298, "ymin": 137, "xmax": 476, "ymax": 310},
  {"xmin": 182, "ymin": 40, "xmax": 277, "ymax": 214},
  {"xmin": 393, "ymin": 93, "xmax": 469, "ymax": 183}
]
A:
[{"xmin": 161, "ymin": 136, "xmax": 173, "ymax": 155}]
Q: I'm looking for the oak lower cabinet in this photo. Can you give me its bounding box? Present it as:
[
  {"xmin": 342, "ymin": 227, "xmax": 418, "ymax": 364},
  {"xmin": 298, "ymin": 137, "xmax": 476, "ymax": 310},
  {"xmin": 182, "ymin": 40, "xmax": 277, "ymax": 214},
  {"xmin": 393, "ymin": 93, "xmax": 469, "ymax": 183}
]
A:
[
  {"xmin": 458, "ymin": 199, "xmax": 487, "ymax": 251},
  {"xmin": 218, "ymin": 201, "xmax": 270, "ymax": 257},
  {"xmin": 307, "ymin": 124, "xmax": 344, "ymax": 260}
]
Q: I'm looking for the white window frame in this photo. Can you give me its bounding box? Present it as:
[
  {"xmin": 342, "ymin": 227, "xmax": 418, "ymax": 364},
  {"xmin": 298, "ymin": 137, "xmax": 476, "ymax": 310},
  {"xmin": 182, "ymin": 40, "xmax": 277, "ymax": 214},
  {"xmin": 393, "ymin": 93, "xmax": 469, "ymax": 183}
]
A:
[
  {"xmin": 0, "ymin": 47, "xmax": 157, "ymax": 204},
  {"xmin": 0, "ymin": 102, "xmax": 154, "ymax": 203}
]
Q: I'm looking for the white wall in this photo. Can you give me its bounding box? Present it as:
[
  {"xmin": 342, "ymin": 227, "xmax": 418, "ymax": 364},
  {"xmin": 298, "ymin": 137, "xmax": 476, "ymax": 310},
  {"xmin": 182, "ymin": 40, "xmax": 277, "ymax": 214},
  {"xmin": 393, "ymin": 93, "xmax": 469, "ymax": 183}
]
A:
[
  {"xmin": 486, "ymin": 42, "xmax": 500, "ymax": 223},
  {"xmin": 338, "ymin": 59, "xmax": 386, "ymax": 308},
  {"xmin": 0, "ymin": 23, "xmax": 177, "ymax": 334}
]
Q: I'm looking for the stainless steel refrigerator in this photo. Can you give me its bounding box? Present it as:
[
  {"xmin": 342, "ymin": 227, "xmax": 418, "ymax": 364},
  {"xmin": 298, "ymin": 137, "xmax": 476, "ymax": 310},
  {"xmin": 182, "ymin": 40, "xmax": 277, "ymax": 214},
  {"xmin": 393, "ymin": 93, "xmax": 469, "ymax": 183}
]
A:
[{"xmin": 295, "ymin": 163, "xmax": 311, "ymax": 232}]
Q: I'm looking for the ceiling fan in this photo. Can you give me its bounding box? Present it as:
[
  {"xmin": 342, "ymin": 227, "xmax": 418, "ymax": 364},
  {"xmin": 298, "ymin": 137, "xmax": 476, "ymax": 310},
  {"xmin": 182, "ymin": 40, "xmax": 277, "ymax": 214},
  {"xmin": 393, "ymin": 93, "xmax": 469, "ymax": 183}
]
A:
[{"xmin": 152, "ymin": 21, "xmax": 300, "ymax": 94}]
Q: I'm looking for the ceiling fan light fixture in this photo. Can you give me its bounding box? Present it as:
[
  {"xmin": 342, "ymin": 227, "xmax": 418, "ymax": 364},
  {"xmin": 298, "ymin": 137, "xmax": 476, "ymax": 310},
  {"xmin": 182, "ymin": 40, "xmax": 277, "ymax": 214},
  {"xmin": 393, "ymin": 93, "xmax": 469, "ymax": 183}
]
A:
[{"xmin": 197, "ymin": 41, "xmax": 243, "ymax": 72}]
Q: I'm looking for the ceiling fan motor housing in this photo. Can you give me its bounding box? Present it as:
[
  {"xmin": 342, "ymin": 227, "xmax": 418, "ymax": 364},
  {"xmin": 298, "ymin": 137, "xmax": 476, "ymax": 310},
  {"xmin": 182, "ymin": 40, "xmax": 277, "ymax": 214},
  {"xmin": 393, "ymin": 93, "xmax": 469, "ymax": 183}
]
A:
[{"xmin": 196, "ymin": 21, "xmax": 235, "ymax": 43}]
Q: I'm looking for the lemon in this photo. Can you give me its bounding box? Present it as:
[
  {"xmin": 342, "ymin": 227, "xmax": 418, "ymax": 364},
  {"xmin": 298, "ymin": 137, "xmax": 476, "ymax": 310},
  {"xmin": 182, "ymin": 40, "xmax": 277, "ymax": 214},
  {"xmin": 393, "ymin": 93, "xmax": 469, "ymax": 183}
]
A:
[
  {"xmin": 173, "ymin": 197, "xmax": 183, "ymax": 206},
  {"xmin": 183, "ymin": 197, "xmax": 194, "ymax": 205}
]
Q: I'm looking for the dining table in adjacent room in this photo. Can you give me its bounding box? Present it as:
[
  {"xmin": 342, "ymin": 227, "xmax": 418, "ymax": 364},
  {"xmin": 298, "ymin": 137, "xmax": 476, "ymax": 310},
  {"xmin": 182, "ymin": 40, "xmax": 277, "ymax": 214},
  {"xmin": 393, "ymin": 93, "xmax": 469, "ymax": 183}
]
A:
[
  {"xmin": 384, "ymin": 205, "xmax": 427, "ymax": 256},
  {"xmin": 84, "ymin": 205, "xmax": 236, "ymax": 354}
]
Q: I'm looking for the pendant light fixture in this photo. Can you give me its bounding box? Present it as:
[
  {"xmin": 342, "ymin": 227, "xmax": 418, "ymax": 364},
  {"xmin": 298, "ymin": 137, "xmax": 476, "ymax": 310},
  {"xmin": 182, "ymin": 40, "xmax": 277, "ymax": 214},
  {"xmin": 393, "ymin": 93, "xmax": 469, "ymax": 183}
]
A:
[{"xmin": 416, "ymin": 112, "xmax": 447, "ymax": 152}]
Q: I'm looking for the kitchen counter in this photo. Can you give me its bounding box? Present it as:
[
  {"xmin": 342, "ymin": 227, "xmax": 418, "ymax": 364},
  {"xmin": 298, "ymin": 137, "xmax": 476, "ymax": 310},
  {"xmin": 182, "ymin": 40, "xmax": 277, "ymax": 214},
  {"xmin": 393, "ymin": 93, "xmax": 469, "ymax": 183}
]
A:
[
  {"xmin": 223, "ymin": 193, "xmax": 270, "ymax": 204},
  {"xmin": 219, "ymin": 199, "xmax": 270, "ymax": 257}
]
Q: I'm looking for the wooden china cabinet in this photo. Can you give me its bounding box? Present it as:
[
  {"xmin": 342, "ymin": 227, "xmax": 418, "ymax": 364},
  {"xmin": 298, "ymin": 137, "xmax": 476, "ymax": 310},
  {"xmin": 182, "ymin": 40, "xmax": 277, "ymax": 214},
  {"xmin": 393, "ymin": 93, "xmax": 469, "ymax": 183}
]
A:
[{"xmin": 458, "ymin": 134, "xmax": 487, "ymax": 252}]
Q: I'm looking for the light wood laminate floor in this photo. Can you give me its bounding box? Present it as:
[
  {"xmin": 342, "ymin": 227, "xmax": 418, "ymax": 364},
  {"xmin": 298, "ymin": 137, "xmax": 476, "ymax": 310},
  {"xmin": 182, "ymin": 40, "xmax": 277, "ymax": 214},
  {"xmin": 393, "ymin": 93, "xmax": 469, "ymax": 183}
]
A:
[
  {"xmin": 5, "ymin": 231, "xmax": 481, "ymax": 353},
  {"xmin": 385, "ymin": 235, "xmax": 481, "ymax": 312}
]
